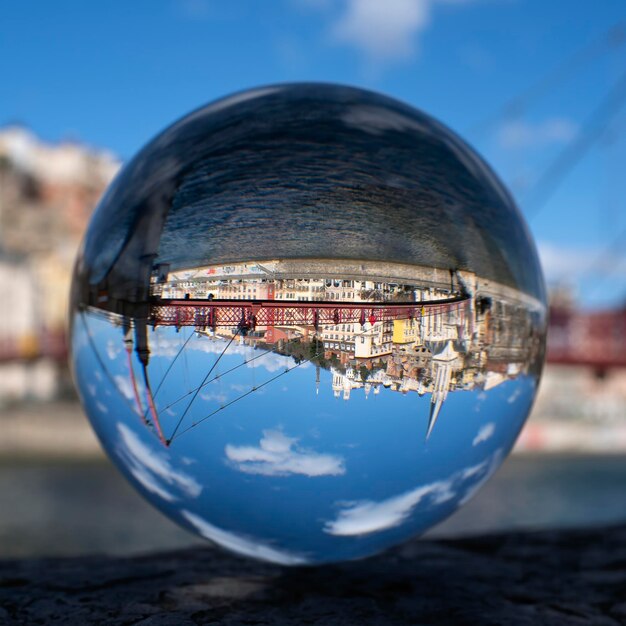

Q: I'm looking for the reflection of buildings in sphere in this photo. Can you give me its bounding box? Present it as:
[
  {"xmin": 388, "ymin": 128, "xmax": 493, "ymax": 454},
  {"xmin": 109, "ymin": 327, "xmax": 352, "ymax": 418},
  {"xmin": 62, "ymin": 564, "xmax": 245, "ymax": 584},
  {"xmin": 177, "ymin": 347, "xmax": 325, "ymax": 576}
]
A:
[{"xmin": 81, "ymin": 258, "xmax": 545, "ymax": 448}]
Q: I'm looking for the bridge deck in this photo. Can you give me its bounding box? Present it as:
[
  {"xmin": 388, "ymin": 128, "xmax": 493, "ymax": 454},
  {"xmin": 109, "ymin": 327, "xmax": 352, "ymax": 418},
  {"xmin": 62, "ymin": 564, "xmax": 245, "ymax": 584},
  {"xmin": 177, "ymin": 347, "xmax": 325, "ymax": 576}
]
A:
[{"xmin": 149, "ymin": 296, "xmax": 470, "ymax": 328}]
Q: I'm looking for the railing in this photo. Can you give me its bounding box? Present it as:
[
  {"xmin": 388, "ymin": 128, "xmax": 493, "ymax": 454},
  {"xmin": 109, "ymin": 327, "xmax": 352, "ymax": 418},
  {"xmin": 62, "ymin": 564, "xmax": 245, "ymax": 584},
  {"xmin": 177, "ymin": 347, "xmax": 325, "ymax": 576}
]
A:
[
  {"xmin": 149, "ymin": 296, "xmax": 471, "ymax": 329},
  {"xmin": 3, "ymin": 304, "xmax": 626, "ymax": 369}
]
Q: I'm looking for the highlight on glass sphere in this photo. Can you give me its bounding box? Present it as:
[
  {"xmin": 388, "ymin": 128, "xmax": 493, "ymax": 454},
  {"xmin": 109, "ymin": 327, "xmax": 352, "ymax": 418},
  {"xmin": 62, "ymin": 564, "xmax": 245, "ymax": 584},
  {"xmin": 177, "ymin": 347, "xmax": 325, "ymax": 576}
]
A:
[{"xmin": 69, "ymin": 83, "xmax": 547, "ymax": 565}]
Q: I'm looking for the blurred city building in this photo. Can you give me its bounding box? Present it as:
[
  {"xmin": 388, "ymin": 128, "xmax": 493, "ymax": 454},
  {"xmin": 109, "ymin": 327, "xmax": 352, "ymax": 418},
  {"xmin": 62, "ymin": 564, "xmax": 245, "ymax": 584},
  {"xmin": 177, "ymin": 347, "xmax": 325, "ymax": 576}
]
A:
[
  {"xmin": 518, "ymin": 299, "xmax": 626, "ymax": 452},
  {"xmin": 0, "ymin": 127, "xmax": 625, "ymax": 453},
  {"xmin": 0, "ymin": 126, "xmax": 119, "ymax": 404}
]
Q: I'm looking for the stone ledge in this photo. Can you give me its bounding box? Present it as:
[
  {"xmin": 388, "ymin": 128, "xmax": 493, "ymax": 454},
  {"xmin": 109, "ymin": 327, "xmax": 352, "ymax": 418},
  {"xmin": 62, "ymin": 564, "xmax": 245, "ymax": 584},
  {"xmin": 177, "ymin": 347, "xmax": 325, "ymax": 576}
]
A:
[{"xmin": 1, "ymin": 525, "xmax": 625, "ymax": 625}]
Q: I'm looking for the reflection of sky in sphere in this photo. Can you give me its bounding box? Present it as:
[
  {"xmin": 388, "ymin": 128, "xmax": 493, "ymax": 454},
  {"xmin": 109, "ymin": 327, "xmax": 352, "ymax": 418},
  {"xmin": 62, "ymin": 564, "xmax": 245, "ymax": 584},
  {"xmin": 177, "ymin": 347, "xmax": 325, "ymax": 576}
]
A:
[{"xmin": 73, "ymin": 311, "xmax": 536, "ymax": 564}]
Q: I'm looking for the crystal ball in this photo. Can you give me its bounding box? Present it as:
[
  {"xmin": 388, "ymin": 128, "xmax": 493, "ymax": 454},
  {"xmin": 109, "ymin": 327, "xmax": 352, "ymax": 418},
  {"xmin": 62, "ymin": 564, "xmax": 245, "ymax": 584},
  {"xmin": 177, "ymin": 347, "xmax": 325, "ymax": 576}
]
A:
[{"xmin": 70, "ymin": 83, "xmax": 547, "ymax": 564}]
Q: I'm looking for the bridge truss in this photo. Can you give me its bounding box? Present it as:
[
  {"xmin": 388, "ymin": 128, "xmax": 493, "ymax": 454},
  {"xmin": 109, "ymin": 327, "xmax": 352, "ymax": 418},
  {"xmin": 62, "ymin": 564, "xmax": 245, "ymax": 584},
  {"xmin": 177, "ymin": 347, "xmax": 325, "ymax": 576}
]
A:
[{"xmin": 149, "ymin": 296, "xmax": 471, "ymax": 331}]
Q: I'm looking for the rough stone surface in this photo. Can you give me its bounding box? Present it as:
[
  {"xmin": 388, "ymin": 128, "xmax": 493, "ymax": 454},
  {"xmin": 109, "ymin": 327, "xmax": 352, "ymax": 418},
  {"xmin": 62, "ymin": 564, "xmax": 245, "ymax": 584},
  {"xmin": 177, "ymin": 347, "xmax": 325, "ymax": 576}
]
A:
[{"xmin": 0, "ymin": 525, "xmax": 625, "ymax": 625}]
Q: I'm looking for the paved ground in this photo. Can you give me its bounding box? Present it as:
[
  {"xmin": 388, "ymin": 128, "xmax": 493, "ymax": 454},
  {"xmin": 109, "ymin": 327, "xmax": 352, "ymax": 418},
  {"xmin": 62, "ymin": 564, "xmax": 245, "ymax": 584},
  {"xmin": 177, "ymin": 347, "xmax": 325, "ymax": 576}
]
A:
[{"xmin": 0, "ymin": 524, "xmax": 625, "ymax": 625}]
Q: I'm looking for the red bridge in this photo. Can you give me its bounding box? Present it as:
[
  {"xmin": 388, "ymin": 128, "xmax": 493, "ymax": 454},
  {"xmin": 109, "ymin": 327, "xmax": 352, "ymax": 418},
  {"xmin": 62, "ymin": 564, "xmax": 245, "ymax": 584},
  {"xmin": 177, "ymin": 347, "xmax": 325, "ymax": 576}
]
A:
[
  {"xmin": 2, "ymin": 302, "xmax": 626, "ymax": 371},
  {"xmin": 113, "ymin": 300, "xmax": 626, "ymax": 370},
  {"xmin": 149, "ymin": 296, "xmax": 470, "ymax": 330},
  {"xmin": 547, "ymin": 306, "xmax": 626, "ymax": 370}
]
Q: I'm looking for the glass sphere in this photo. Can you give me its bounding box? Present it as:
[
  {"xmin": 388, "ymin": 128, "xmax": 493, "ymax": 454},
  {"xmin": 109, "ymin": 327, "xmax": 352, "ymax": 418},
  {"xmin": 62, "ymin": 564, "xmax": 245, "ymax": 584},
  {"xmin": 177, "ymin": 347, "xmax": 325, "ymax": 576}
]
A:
[{"xmin": 70, "ymin": 83, "xmax": 547, "ymax": 564}]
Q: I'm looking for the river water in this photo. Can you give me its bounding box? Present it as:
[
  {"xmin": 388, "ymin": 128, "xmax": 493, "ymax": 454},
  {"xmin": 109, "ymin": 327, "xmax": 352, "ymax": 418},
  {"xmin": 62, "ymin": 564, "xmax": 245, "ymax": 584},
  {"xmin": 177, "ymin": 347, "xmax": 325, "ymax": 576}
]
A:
[
  {"xmin": 83, "ymin": 84, "xmax": 544, "ymax": 301},
  {"xmin": 0, "ymin": 454, "xmax": 624, "ymax": 559}
]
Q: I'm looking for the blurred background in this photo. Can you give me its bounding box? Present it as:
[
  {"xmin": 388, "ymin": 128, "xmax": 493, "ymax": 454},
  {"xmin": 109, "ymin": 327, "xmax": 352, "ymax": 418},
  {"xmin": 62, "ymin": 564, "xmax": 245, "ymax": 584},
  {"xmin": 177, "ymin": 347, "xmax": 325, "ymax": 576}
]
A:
[{"xmin": 0, "ymin": 0, "xmax": 625, "ymax": 557}]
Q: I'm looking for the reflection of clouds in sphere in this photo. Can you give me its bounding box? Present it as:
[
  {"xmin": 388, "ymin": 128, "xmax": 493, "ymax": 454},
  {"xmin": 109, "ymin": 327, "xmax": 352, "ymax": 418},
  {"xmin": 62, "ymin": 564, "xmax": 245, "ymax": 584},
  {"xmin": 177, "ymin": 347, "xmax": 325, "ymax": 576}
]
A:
[
  {"xmin": 114, "ymin": 375, "xmax": 142, "ymax": 405},
  {"xmin": 225, "ymin": 429, "xmax": 346, "ymax": 477},
  {"xmin": 180, "ymin": 510, "xmax": 308, "ymax": 566},
  {"xmin": 151, "ymin": 334, "xmax": 297, "ymax": 372},
  {"xmin": 115, "ymin": 423, "xmax": 202, "ymax": 502},
  {"xmin": 324, "ymin": 449, "xmax": 501, "ymax": 537},
  {"xmin": 472, "ymin": 422, "xmax": 496, "ymax": 446},
  {"xmin": 70, "ymin": 84, "xmax": 547, "ymax": 564}
]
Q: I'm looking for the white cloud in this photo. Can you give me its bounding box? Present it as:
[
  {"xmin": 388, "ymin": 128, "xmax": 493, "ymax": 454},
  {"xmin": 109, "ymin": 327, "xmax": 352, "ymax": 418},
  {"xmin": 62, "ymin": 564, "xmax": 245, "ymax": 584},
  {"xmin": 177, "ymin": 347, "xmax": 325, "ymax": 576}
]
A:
[
  {"xmin": 459, "ymin": 449, "xmax": 503, "ymax": 505},
  {"xmin": 472, "ymin": 422, "xmax": 495, "ymax": 446},
  {"xmin": 115, "ymin": 423, "xmax": 202, "ymax": 502},
  {"xmin": 327, "ymin": 0, "xmax": 478, "ymax": 67},
  {"xmin": 230, "ymin": 383, "xmax": 249, "ymax": 393},
  {"xmin": 341, "ymin": 104, "xmax": 433, "ymax": 136},
  {"xmin": 461, "ymin": 459, "xmax": 489, "ymax": 479},
  {"xmin": 150, "ymin": 335, "xmax": 298, "ymax": 373},
  {"xmin": 324, "ymin": 451, "xmax": 501, "ymax": 536},
  {"xmin": 324, "ymin": 480, "xmax": 451, "ymax": 536},
  {"xmin": 538, "ymin": 241, "xmax": 626, "ymax": 284},
  {"xmin": 181, "ymin": 509, "xmax": 308, "ymax": 565},
  {"xmin": 183, "ymin": 87, "xmax": 285, "ymax": 123},
  {"xmin": 225, "ymin": 429, "xmax": 345, "ymax": 477},
  {"xmin": 507, "ymin": 388, "xmax": 522, "ymax": 404},
  {"xmin": 331, "ymin": 0, "xmax": 431, "ymax": 64},
  {"xmin": 253, "ymin": 351, "xmax": 300, "ymax": 373},
  {"xmin": 106, "ymin": 339, "xmax": 121, "ymax": 361},
  {"xmin": 113, "ymin": 375, "xmax": 142, "ymax": 412},
  {"xmin": 200, "ymin": 390, "xmax": 228, "ymax": 404},
  {"xmin": 497, "ymin": 117, "xmax": 578, "ymax": 150}
]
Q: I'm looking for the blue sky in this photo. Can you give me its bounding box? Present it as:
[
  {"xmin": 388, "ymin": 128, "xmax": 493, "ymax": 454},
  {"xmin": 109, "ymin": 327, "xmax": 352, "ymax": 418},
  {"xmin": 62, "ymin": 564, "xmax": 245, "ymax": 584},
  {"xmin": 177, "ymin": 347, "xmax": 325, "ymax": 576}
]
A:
[{"xmin": 1, "ymin": 0, "xmax": 625, "ymax": 308}]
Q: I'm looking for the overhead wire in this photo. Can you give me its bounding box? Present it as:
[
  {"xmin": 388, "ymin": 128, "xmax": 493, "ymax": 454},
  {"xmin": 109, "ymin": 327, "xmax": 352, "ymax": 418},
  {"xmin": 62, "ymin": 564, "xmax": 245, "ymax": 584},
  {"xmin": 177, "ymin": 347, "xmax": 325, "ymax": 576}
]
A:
[
  {"xmin": 143, "ymin": 326, "xmax": 196, "ymax": 422},
  {"xmin": 523, "ymin": 68, "xmax": 626, "ymax": 220},
  {"xmin": 153, "ymin": 336, "xmax": 296, "ymax": 414},
  {"xmin": 464, "ymin": 22, "xmax": 626, "ymax": 299},
  {"xmin": 166, "ymin": 328, "xmax": 241, "ymax": 444},
  {"xmin": 79, "ymin": 310, "xmax": 152, "ymax": 426},
  {"xmin": 142, "ymin": 364, "xmax": 168, "ymax": 446},
  {"xmin": 167, "ymin": 308, "xmax": 455, "ymax": 444},
  {"xmin": 468, "ymin": 22, "xmax": 625, "ymax": 137},
  {"xmin": 153, "ymin": 300, "xmax": 464, "ymax": 417},
  {"xmin": 169, "ymin": 350, "xmax": 315, "ymax": 443}
]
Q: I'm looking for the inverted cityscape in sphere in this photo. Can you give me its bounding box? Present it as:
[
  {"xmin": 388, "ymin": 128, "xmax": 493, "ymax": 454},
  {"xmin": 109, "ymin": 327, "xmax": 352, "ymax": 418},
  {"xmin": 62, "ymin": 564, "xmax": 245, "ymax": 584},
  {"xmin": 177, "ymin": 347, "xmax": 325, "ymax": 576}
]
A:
[{"xmin": 70, "ymin": 83, "xmax": 547, "ymax": 564}]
